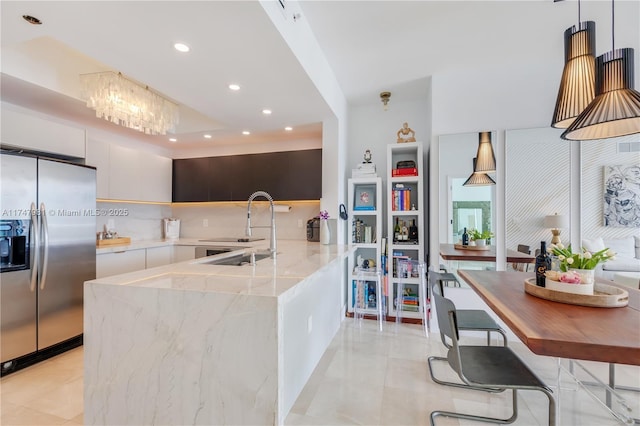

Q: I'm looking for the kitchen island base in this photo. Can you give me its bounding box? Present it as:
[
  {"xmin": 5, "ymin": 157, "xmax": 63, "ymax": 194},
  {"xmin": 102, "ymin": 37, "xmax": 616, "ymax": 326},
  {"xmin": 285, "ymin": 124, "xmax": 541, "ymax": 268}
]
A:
[{"xmin": 84, "ymin": 242, "xmax": 348, "ymax": 425}]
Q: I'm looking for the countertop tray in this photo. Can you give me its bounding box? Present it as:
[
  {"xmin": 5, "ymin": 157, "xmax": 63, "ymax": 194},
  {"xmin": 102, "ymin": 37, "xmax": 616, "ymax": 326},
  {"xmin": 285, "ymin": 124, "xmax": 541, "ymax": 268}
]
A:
[
  {"xmin": 97, "ymin": 237, "xmax": 131, "ymax": 247},
  {"xmin": 454, "ymin": 243, "xmax": 490, "ymax": 251},
  {"xmin": 524, "ymin": 278, "xmax": 629, "ymax": 308}
]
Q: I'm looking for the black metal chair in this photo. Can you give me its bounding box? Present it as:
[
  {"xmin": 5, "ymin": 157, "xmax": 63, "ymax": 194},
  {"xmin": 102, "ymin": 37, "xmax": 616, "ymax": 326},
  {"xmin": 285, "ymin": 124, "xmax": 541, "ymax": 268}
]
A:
[{"xmin": 429, "ymin": 284, "xmax": 555, "ymax": 426}]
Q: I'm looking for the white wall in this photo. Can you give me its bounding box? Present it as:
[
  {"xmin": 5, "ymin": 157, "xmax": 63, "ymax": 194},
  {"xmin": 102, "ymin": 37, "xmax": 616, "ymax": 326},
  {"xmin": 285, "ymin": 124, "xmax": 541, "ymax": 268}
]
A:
[{"xmin": 348, "ymin": 96, "xmax": 431, "ymax": 241}]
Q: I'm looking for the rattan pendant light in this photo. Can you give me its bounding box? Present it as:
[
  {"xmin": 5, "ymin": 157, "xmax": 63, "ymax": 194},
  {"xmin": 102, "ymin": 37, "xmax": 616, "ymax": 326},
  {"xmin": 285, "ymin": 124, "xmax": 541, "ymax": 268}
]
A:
[
  {"xmin": 463, "ymin": 158, "xmax": 496, "ymax": 187},
  {"xmin": 551, "ymin": 17, "xmax": 596, "ymax": 128},
  {"xmin": 473, "ymin": 131, "xmax": 496, "ymax": 173},
  {"xmin": 561, "ymin": 0, "xmax": 640, "ymax": 140}
]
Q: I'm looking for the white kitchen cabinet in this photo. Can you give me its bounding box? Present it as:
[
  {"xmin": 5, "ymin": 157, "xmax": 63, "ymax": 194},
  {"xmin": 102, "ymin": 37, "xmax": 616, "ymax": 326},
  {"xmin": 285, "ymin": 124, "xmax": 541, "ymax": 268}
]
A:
[
  {"xmin": 172, "ymin": 246, "xmax": 196, "ymax": 263},
  {"xmin": 109, "ymin": 144, "xmax": 141, "ymax": 202},
  {"xmin": 96, "ymin": 249, "xmax": 146, "ymax": 279},
  {"xmin": 87, "ymin": 142, "xmax": 172, "ymax": 202},
  {"xmin": 140, "ymin": 154, "xmax": 172, "ymax": 202},
  {"xmin": 146, "ymin": 246, "xmax": 172, "ymax": 269},
  {"xmin": 85, "ymin": 138, "xmax": 110, "ymax": 198},
  {"xmin": 1, "ymin": 106, "xmax": 86, "ymax": 158}
]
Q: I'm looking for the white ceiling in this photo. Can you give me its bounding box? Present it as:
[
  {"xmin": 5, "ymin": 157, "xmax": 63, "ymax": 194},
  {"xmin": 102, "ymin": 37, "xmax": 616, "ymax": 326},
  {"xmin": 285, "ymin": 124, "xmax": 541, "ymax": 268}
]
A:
[{"xmin": 1, "ymin": 1, "xmax": 638, "ymax": 156}]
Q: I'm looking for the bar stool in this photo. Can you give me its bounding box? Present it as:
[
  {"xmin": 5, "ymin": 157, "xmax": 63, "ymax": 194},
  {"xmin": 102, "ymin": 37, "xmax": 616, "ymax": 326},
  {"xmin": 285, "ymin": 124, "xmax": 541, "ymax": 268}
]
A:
[
  {"xmin": 395, "ymin": 259, "xmax": 428, "ymax": 336},
  {"xmin": 353, "ymin": 266, "xmax": 384, "ymax": 331}
]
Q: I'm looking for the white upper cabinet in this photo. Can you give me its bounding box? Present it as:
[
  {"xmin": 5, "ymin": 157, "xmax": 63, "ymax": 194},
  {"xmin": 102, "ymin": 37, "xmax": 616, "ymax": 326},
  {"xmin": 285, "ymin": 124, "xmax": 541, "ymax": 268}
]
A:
[
  {"xmin": 1, "ymin": 107, "xmax": 86, "ymax": 158},
  {"xmin": 86, "ymin": 140, "xmax": 172, "ymax": 202}
]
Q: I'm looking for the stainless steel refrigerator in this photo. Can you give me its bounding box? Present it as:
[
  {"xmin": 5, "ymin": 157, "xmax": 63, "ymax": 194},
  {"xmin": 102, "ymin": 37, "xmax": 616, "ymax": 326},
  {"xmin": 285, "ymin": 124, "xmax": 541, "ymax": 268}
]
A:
[{"xmin": 0, "ymin": 152, "xmax": 96, "ymax": 368}]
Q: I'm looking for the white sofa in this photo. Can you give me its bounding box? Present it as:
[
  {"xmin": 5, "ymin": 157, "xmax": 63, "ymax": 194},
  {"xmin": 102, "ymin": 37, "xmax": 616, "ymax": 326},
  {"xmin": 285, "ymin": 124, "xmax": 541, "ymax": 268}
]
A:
[{"xmin": 582, "ymin": 236, "xmax": 640, "ymax": 281}]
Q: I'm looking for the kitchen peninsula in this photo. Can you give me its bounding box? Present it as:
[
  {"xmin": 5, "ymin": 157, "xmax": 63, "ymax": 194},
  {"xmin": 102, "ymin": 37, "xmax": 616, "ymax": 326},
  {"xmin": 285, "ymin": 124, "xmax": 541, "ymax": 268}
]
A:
[{"xmin": 84, "ymin": 240, "xmax": 350, "ymax": 425}]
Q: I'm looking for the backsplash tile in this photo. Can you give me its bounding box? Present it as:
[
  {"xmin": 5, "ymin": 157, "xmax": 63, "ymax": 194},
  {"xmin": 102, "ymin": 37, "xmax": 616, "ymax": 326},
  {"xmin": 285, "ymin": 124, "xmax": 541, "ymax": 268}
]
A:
[{"xmin": 96, "ymin": 201, "xmax": 320, "ymax": 241}]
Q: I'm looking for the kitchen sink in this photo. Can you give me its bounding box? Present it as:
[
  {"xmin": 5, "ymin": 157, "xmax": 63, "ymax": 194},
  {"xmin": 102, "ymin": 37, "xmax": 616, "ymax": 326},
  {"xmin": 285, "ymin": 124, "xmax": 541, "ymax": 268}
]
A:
[{"xmin": 201, "ymin": 252, "xmax": 272, "ymax": 266}]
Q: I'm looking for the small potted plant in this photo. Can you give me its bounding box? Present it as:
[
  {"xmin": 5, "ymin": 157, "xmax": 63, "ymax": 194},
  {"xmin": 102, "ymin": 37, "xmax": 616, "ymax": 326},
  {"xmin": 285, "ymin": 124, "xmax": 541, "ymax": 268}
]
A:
[{"xmin": 469, "ymin": 229, "xmax": 493, "ymax": 246}]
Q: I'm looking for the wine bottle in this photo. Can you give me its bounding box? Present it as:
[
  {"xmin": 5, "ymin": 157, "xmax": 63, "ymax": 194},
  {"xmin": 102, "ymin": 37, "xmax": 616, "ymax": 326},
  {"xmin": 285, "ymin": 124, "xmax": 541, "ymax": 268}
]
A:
[
  {"xmin": 462, "ymin": 227, "xmax": 469, "ymax": 246},
  {"xmin": 409, "ymin": 219, "xmax": 418, "ymax": 242},
  {"xmin": 535, "ymin": 241, "xmax": 551, "ymax": 287},
  {"xmin": 401, "ymin": 221, "xmax": 409, "ymax": 241},
  {"xmin": 394, "ymin": 218, "xmax": 400, "ymax": 243}
]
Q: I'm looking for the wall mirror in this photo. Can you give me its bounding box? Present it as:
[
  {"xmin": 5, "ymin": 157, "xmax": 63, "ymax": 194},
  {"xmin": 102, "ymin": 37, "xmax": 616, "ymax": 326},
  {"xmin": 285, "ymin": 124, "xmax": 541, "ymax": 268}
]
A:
[
  {"xmin": 438, "ymin": 131, "xmax": 497, "ymax": 278},
  {"xmin": 504, "ymin": 127, "xmax": 570, "ymax": 258}
]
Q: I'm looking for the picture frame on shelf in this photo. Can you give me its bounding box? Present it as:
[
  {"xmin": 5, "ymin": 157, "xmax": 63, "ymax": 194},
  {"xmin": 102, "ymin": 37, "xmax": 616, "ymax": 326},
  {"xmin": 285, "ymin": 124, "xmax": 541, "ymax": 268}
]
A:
[{"xmin": 354, "ymin": 185, "xmax": 376, "ymax": 210}]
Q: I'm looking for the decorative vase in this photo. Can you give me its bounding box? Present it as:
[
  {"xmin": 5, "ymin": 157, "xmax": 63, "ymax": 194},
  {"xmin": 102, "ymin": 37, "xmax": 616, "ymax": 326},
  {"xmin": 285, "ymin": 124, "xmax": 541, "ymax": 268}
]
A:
[
  {"xmin": 476, "ymin": 239, "xmax": 486, "ymax": 247},
  {"xmin": 320, "ymin": 220, "xmax": 330, "ymax": 245},
  {"xmin": 545, "ymin": 279, "xmax": 594, "ymax": 295},
  {"xmin": 569, "ymin": 268, "xmax": 595, "ymax": 285}
]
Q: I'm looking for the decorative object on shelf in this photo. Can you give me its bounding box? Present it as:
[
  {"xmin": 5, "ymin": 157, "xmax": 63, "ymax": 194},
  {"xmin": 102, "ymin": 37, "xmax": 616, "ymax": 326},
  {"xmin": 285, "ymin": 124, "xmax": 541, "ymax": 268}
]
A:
[
  {"xmin": 544, "ymin": 213, "xmax": 569, "ymax": 244},
  {"xmin": 380, "ymin": 91, "xmax": 391, "ymax": 111},
  {"xmin": 551, "ymin": 0, "xmax": 596, "ymax": 129},
  {"xmin": 561, "ymin": 0, "xmax": 640, "ymax": 140},
  {"xmin": 354, "ymin": 185, "xmax": 376, "ymax": 210},
  {"xmin": 352, "ymin": 152, "xmax": 377, "ymax": 178},
  {"xmin": 319, "ymin": 210, "xmax": 330, "ymax": 245},
  {"xmin": 463, "ymin": 158, "xmax": 496, "ymax": 187},
  {"xmin": 80, "ymin": 71, "xmax": 179, "ymax": 136},
  {"xmin": 548, "ymin": 242, "xmax": 616, "ymax": 272},
  {"xmin": 524, "ymin": 278, "xmax": 628, "ymax": 307},
  {"xmin": 396, "ymin": 122, "xmax": 416, "ymax": 143},
  {"xmin": 604, "ymin": 164, "xmax": 640, "ymax": 228},
  {"xmin": 473, "ymin": 131, "xmax": 496, "ymax": 173}
]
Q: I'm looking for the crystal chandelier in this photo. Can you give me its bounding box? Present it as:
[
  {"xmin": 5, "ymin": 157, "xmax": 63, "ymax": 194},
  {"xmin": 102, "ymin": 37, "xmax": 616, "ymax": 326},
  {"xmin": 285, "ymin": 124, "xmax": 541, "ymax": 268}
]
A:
[{"xmin": 80, "ymin": 71, "xmax": 179, "ymax": 136}]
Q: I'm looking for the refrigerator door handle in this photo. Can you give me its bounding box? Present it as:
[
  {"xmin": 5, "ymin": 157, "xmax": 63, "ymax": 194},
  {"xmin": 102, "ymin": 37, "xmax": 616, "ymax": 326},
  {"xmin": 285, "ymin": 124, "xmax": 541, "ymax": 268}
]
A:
[
  {"xmin": 39, "ymin": 203, "xmax": 50, "ymax": 290},
  {"xmin": 29, "ymin": 202, "xmax": 39, "ymax": 292}
]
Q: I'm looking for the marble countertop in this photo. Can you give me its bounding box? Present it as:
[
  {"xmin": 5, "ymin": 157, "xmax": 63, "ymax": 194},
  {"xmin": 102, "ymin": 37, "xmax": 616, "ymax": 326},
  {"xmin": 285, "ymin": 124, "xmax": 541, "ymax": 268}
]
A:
[
  {"xmin": 95, "ymin": 237, "xmax": 266, "ymax": 254},
  {"xmin": 88, "ymin": 240, "xmax": 351, "ymax": 299}
]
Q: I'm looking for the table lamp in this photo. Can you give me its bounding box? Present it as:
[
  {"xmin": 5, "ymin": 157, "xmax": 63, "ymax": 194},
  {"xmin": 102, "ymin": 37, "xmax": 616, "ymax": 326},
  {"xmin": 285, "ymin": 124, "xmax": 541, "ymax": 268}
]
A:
[{"xmin": 544, "ymin": 213, "xmax": 569, "ymax": 245}]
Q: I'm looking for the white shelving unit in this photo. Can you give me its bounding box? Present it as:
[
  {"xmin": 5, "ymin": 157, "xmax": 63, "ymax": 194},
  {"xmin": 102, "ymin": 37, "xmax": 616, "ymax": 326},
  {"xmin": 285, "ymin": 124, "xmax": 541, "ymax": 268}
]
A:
[
  {"xmin": 386, "ymin": 142, "xmax": 425, "ymax": 321},
  {"xmin": 347, "ymin": 177, "xmax": 384, "ymax": 317}
]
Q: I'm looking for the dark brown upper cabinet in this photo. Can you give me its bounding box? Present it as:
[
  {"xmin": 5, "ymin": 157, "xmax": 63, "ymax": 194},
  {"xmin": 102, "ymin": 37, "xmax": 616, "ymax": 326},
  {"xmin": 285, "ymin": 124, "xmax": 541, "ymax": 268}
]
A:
[{"xmin": 172, "ymin": 149, "xmax": 322, "ymax": 202}]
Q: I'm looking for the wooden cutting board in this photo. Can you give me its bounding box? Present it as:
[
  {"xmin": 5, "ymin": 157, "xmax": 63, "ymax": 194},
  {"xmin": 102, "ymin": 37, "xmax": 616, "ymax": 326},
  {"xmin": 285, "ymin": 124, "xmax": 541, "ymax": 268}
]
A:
[{"xmin": 97, "ymin": 237, "xmax": 131, "ymax": 247}]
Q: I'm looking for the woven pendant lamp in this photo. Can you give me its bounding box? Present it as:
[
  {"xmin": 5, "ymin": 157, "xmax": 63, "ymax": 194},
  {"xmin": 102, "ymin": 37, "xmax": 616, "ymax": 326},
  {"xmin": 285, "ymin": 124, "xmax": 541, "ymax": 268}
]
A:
[
  {"xmin": 473, "ymin": 132, "xmax": 496, "ymax": 173},
  {"xmin": 562, "ymin": 48, "xmax": 640, "ymax": 140},
  {"xmin": 561, "ymin": 0, "xmax": 640, "ymax": 140},
  {"xmin": 551, "ymin": 21, "xmax": 596, "ymax": 128},
  {"xmin": 463, "ymin": 158, "xmax": 496, "ymax": 187}
]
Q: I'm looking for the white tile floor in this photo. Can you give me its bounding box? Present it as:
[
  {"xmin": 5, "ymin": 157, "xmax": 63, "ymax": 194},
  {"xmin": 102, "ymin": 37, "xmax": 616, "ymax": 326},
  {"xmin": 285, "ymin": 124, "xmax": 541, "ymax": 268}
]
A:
[{"xmin": 1, "ymin": 318, "xmax": 639, "ymax": 425}]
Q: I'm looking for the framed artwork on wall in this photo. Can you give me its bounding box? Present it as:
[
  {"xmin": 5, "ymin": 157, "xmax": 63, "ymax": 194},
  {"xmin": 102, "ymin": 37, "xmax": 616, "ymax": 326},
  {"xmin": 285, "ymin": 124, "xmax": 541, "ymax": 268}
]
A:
[{"xmin": 603, "ymin": 164, "xmax": 640, "ymax": 228}]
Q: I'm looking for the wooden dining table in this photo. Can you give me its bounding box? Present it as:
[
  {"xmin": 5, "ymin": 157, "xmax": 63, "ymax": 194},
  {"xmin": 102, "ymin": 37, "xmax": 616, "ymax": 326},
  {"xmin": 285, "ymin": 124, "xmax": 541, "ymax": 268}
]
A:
[
  {"xmin": 439, "ymin": 243, "xmax": 535, "ymax": 264},
  {"xmin": 458, "ymin": 269, "xmax": 640, "ymax": 366}
]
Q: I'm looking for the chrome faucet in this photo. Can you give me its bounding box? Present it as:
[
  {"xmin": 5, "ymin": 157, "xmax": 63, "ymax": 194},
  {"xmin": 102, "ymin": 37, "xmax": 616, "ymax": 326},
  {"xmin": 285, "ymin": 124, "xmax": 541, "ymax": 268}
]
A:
[{"xmin": 246, "ymin": 191, "xmax": 276, "ymax": 257}]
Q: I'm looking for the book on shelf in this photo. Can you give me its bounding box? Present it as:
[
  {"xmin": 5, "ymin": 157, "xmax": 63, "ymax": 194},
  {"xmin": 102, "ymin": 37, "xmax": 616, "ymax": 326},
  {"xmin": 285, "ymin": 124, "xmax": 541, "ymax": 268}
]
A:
[
  {"xmin": 392, "ymin": 168, "xmax": 418, "ymax": 177},
  {"xmin": 352, "ymin": 280, "xmax": 379, "ymax": 310},
  {"xmin": 353, "ymin": 206, "xmax": 375, "ymax": 211}
]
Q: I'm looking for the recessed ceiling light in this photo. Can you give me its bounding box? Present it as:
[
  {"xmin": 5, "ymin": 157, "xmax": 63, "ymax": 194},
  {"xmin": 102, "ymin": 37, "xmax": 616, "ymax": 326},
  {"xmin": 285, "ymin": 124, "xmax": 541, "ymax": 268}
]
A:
[
  {"xmin": 204, "ymin": 134, "xmax": 212, "ymax": 139},
  {"xmin": 284, "ymin": 126, "xmax": 293, "ymax": 131},
  {"xmin": 242, "ymin": 131, "xmax": 251, "ymax": 135},
  {"xmin": 174, "ymin": 43, "xmax": 190, "ymax": 53},
  {"xmin": 262, "ymin": 109, "xmax": 272, "ymax": 115},
  {"xmin": 228, "ymin": 84, "xmax": 240, "ymax": 91},
  {"xmin": 22, "ymin": 15, "xmax": 42, "ymax": 25},
  {"xmin": 169, "ymin": 138, "xmax": 177, "ymax": 142}
]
